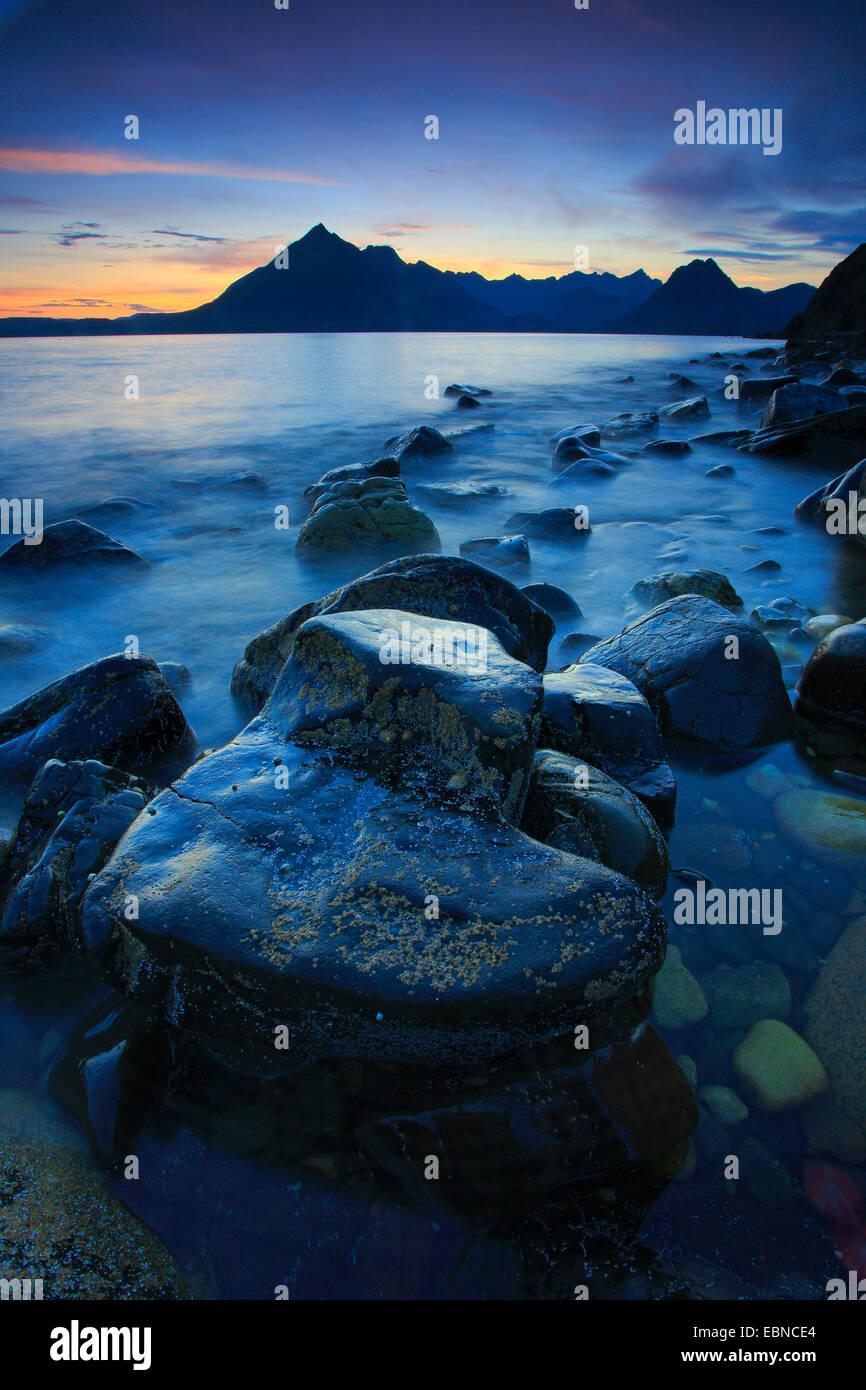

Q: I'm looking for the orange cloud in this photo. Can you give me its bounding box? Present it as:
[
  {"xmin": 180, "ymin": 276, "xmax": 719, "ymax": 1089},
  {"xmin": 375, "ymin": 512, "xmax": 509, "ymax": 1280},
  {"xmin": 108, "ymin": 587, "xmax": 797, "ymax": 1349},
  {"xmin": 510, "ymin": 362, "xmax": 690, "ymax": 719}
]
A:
[{"xmin": 0, "ymin": 148, "xmax": 341, "ymax": 184}]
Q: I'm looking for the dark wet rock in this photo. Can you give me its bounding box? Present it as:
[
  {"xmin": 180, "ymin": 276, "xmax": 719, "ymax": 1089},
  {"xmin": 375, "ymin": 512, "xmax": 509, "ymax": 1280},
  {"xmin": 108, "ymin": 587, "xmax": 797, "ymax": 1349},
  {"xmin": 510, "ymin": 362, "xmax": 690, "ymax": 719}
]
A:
[
  {"xmin": 303, "ymin": 455, "xmax": 400, "ymax": 502},
  {"xmin": 616, "ymin": 375, "xmax": 634, "ymax": 384},
  {"xmin": 454, "ymin": 393, "xmax": 481, "ymax": 409},
  {"xmin": 296, "ymin": 477, "xmax": 440, "ymax": 554},
  {"xmin": 740, "ymin": 1137, "xmax": 796, "ymax": 1208},
  {"xmin": 738, "ymin": 405, "xmax": 866, "ymax": 464},
  {"xmin": 538, "ymin": 662, "xmax": 676, "ymax": 828},
  {"xmin": 0, "ymin": 520, "xmax": 147, "ymax": 571},
  {"xmin": 414, "ymin": 481, "xmax": 507, "ymax": 506},
  {"xmin": 443, "ymin": 383, "xmax": 492, "ymax": 398},
  {"xmin": 579, "ymin": 596, "xmax": 794, "ymax": 751},
  {"xmin": 739, "ymin": 374, "xmax": 798, "ymax": 402},
  {"xmin": 75, "ymin": 497, "xmax": 156, "ymax": 522},
  {"xmin": 459, "ymin": 534, "xmax": 530, "ymax": 568},
  {"xmin": 82, "ymin": 736, "xmax": 666, "ymax": 1074},
  {"xmin": 746, "ymin": 559, "xmax": 781, "ymax": 575},
  {"xmin": 602, "ymin": 411, "xmax": 659, "ymax": 436},
  {"xmin": 521, "ymin": 582, "xmax": 580, "ymax": 619},
  {"xmin": 358, "ymin": 1023, "xmax": 696, "ymax": 1222},
  {"xmin": 0, "ymin": 623, "xmax": 50, "ymax": 656},
  {"xmin": 231, "ymin": 554, "xmax": 554, "ymax": 712},
  {"xmin": 0, "ymin": 1090, "xmax": 187, "ymax": 1299},
  {"xmin": 0, "ymin": 758, "xmax": 151, "ymax": 971},
  {"xmin": 840, "ymin": 385, "xmax": 866, "ymax": 405},
  {"xmin": 552, "ymin": 435, "xmax": 631, "ymax": 470},
  {"xmin": 558, "ymin": 632, "xmax": 602, "ymax": 660},
  {"xmin": 643, "ymin": 439, "xmax": 692, "ymax": 455},
  {"xmin": 690, "ymin": 429, "xmax": 751, "ymax": 445},
  {"xmin": 794, "ymin": 458, "xmax": 866, "ymax": 531},
  {"xmin": 659, "ymin": 396, "xmax": 709, "ymax": 419},
  {"xmin": 760, "ymin": 382, "xmax": 847, "ymax": 428},
  {"xmin": 750, "ymin": 597, "xmax": 813, "ymax": 632},
  {"xmin": 795, "ymin": 620, "xmax": 866, "ymax": 757},
  {"xmin": 552, "ymin": 458, "xmax": 617, "ymax": 482},
  {"xmin": 382, "ymin": 424, "xmax": 453, "ymax": 462},
  {"xmin": 706, "ymin": 463, "xmax": 735, "ymax": 477},
  {"xmin": 549, "ymin": 423, "xmax": 601, "ymax": 449},
  {"xmin": 504, "ymin": 508, "xmax": 589, "ymax": 541},
  {"xmin": 668, "ymin": 373, "xmax": 696, "ymax": 389},
  {"xmin": 157, "ymin": 661, "xmax": 193, "ymax": 693},
  {"xmin": 824, "ymin": 367, "xmax": 863, "ymax": 387},
  {"xmin": 521, "ymin": 750, "xmax": 670, "ymax": 897},
  {"xmin": 0, "ymin": 654, "xmax": 195, "ymax": 783},
  {"xmin": 628, "ymin": 570, "xmax": 743, "ymax": 613},
  {"xmin": 270, "ymin": 608, "xmax": 542, "ymax": 825}
]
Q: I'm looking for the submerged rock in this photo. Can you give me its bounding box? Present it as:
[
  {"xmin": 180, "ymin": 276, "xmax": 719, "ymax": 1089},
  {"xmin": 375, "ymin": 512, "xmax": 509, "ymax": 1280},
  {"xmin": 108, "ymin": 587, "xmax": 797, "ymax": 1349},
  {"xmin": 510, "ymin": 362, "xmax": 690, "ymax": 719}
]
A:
[
  {"xmin": 806, "ymin": 918, "xmax": 866, "ymax": 1132},
  {"xmin": 0, "ymin": 758, "xmax": 151, "ymax": 972},
  {"xmin": 733, "ymin": 1020, "xmax": 828, "ymax": 1114},
  {"xmin": 503, "ymin": 509, "xmax": 589, "ymax": 541},
  {"xmin": 382, "ymin": 425, "xmax": 453, "ymax": 462},
  {"xmin": 296, "ymin": 476, "xmax": 440, "ymax": 554},
  {"xmin": 443, "ymin": 383, "xmax": 492, "ymax": 399},
  {"xmin": 773, "ymin": 789, "xmax": 866, "ymax": 869},
  {"xmin": 0, "ymin": 654, "xmax": 195, "ymax": 782},
  {"xmin": 521, "ymin": 749, "xmax": 670, "ymax": 897},
  {"xmin": 659, "ymin": 396, "xmax": 710, "ymax": 419},
  {"xmin": 579, "ymin": 596, "xmax": 793, "ymax": 751},
  {"xmin": 0, "ymin": 520, "xmax": 147, "ymax": 571},
  {"xmin": 651, "ymin": 945, "xmax": 708, "ymax": 1030},
  {"xmin": 415, "ymin": 481, "xmax": 507, "ymax": 507},
  {"xmin": 538, "ymin": 662, "xmax": 676, "ymax": 827},
  {"xmin": 602, "ymin": 411, "xmax": 659, "ymax": 436},
  {"xmin": 231, "ymin": 554, "xmax": 554, "ymax": 712}
]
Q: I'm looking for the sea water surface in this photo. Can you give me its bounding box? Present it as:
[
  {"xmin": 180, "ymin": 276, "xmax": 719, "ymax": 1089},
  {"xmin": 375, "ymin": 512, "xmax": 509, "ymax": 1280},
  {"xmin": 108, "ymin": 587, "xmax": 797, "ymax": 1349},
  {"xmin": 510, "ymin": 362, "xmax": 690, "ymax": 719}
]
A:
[{"xmin": 0, "ymin": 332, "xmax": 862, "ymax": 1299}]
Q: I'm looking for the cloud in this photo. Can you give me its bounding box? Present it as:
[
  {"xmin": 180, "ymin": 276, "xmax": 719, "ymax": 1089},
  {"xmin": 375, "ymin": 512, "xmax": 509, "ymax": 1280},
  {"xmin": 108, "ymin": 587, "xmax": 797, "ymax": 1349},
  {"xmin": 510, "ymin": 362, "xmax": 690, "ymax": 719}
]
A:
[
  {"xmin": 682, "ymin": 247, "xmax": 792, "ymax": 262},
  {"xmin": 768, "ymin": 207, "xmax": 866, "ymax": 251},
  {"xmin": 55, "ymin": 231, "xmax": 107, "ymax": 246},
  {"xmin": 0, "ymin": 147, "xmax": 342, "ymax": 185},
  {"xmin": 148, "ymin": 228, "xmax": 228, "ymax": 243}
]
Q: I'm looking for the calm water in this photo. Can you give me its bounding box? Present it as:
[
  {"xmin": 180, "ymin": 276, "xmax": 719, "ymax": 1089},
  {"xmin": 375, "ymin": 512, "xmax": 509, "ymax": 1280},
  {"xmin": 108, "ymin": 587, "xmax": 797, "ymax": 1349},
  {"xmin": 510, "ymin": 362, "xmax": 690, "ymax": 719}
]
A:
[{"xmin": 0, "ymin": 332, "xmax": 862, "ymax": 1299}]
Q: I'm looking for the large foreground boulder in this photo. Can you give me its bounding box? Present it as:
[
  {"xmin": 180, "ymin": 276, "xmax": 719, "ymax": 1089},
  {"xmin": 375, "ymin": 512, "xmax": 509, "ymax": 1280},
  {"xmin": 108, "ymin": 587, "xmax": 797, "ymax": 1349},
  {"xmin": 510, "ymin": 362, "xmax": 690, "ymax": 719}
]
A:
[
  {"xmin": 83, "ymin": 614, "xmax": 665, "ymax": 1075},
  {"xmin": 0, "ymin": 654, "xmax": 195, "ymax": 782},
  {"xmin": 760, "ymin": 382, "xmax": 847, "ymax": 428},
  {"xmin": 231, "ymin": 554, "xmax": 554, "ymax": 713},
  {"xmin": 578, "ymin": 596, "xmax": 794, "ymax": 750},
  {"xmin": 795, "ymin": 621, "xmax": 866, "ymax": 757}
]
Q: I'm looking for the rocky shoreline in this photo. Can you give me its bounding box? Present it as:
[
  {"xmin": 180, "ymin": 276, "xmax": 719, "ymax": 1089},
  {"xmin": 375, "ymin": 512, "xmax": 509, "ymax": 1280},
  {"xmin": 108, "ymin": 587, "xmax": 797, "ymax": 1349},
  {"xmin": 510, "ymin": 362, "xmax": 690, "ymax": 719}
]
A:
[{"xmin": 3, "ymin": 341, "xmax": 866, "ymax": 1300}]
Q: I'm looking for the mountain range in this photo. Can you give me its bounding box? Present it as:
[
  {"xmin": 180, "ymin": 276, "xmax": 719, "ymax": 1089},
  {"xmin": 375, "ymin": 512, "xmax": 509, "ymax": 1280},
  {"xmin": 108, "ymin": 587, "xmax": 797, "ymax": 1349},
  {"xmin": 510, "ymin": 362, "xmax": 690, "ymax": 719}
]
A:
[{"xmin": 0, "ymin": 223, "xmax": 817, "ymax": 338}]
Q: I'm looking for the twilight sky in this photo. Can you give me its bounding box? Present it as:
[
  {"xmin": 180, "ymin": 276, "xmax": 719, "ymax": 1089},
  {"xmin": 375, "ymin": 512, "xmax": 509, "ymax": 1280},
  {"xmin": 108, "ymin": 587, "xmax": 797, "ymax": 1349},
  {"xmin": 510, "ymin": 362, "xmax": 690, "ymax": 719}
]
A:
[{"xmin": 0, "ymin": 0, "xmax": 864, "ymax": 317}]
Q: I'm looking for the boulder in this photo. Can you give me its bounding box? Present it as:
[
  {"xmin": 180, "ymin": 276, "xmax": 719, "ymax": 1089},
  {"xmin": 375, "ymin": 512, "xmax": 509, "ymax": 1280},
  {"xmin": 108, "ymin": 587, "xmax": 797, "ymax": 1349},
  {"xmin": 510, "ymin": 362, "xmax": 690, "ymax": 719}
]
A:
[
  {"xmin": 795, "ymin": 621, "xmax": 866, "ymax": 756},
  {"xmin": 642, "ymin": 440, "xmax": 692, "ymax": 455},
  {"xmin": 0, "ymin": 520, "xmax": 146, "ymax": 571},
  {"xmin": 231, "ymin": 554, "xmax": 554, "ymax": 713},
  {"xmin": 659, "ymin": 396, "xmax": 710, "ymax": 419},
  {"xmin": 0, "ymin": 759, "xmax": 151, "ymax": 971},
  {"xmin": 579, "ymin": 596, "xmax": 794, "ymax": 750},
  {"xmin": 738, "ymin": 405, "xmax": 866, "ymax": 468},
  {"xmin": 602, "ymin": 411, "xmax": 659, "ymax": 436},
  {"xmin": 773, "ymin": 789, "xmax": 866, "ymax": 870},
  {"xmin": 520, "ymin": 583, "xmax": 580, "ymax": 619},
  {"xmin": 503, "ymin": 509, "xmax": 589, "ymax": 541},
  {"xmin": 760, "ymin": 383, "xmax": 847, "ymax": 428},
  {"xmin": 651, "ymin": 945, "xmax": 708, "ymax": 1030},
  {"xmin": 549, "ymin": 423, "xmax": 601, "ymax": 449},
  {"xmin": 739, "ymin": 374, "xmax": 798, "ymax": 402},
  {"xmin": 382, "ymin": 425, "xmax": 453, "ymax": 462},
  {"xmin": 270, "ymin": 608, "xmax": 542, "ymax": 825},
  {"xmin": 444, "ymin": 384, "xmax": 492, "ymax": 399},
  {"xmin": 296, "ymin": 477, "xmax": 440, "ymax": 554},
  {"xmin": 0, "ymin": 654, "xmax": 195, "ymax": 782},
  {"xmin": 459, "ymin": 535, "xmax": 530, "ymax": 568},
  {"xmin": 521, "ymin": 750, "xmax": 670, "ymax": 897},
  {"xmin": 628, "ymin": 570, "xmax": 743, "ymax": 613},
  {"xmin": 733, "ymin": 1020, "xmax": 828, "ymax": 1114},
  {"xmin": 303, "ymin": 455, "xmax": 400, "ymax": 502},
  {"xmin": 538, "ymin": 662, "xmax": 676, "ymax": 827}
]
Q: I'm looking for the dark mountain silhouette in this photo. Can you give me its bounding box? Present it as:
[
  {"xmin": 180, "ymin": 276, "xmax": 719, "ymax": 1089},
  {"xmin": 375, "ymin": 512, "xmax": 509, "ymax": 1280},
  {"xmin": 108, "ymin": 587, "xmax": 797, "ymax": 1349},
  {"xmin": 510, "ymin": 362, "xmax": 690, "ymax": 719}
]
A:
[
  {"xmin": 786, "ymin": 242, "xmax": 866, "ymax": 342},
  {"xmin": 0, "ymin": 227, "xmax": 814, "ymax": 338},
  {"xmin": 443, "ymin": 266, "xmax": 659, "ymax": 331},
  {"xmin": 613, "ymin": 257, "xmax": 815, "ymax": 337}
]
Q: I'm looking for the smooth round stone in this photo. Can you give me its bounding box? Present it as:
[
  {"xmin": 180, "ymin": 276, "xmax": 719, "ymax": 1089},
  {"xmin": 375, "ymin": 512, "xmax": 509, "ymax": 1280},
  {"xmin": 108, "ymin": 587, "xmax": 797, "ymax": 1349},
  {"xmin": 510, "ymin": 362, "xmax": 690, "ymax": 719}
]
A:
[
  {"xmin": 698, "ymin": 1083, "xmax": 749, "ymax": 1126},
  {"xmin": 804, "ymin": 614, "xmax": 853, "ymax": 641},
  {"xmin": 773, "ymin": 789, "xmax": 866, "ymax": 868},
  {"xmin": 652, "ymin": 946, "xmax": 709, "ymax": 1030},
  {"xmin": 733, "ymin": 1019, "xmax": 829, "ymax": 1114}
]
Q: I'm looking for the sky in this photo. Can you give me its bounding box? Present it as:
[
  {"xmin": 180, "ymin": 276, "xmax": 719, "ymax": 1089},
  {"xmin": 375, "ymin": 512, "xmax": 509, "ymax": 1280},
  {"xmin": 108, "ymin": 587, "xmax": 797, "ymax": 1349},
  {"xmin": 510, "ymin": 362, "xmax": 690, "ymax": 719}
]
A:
[{"xmin": 0, "ymin": 0, "xmax": 864, "ymax": 317}]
